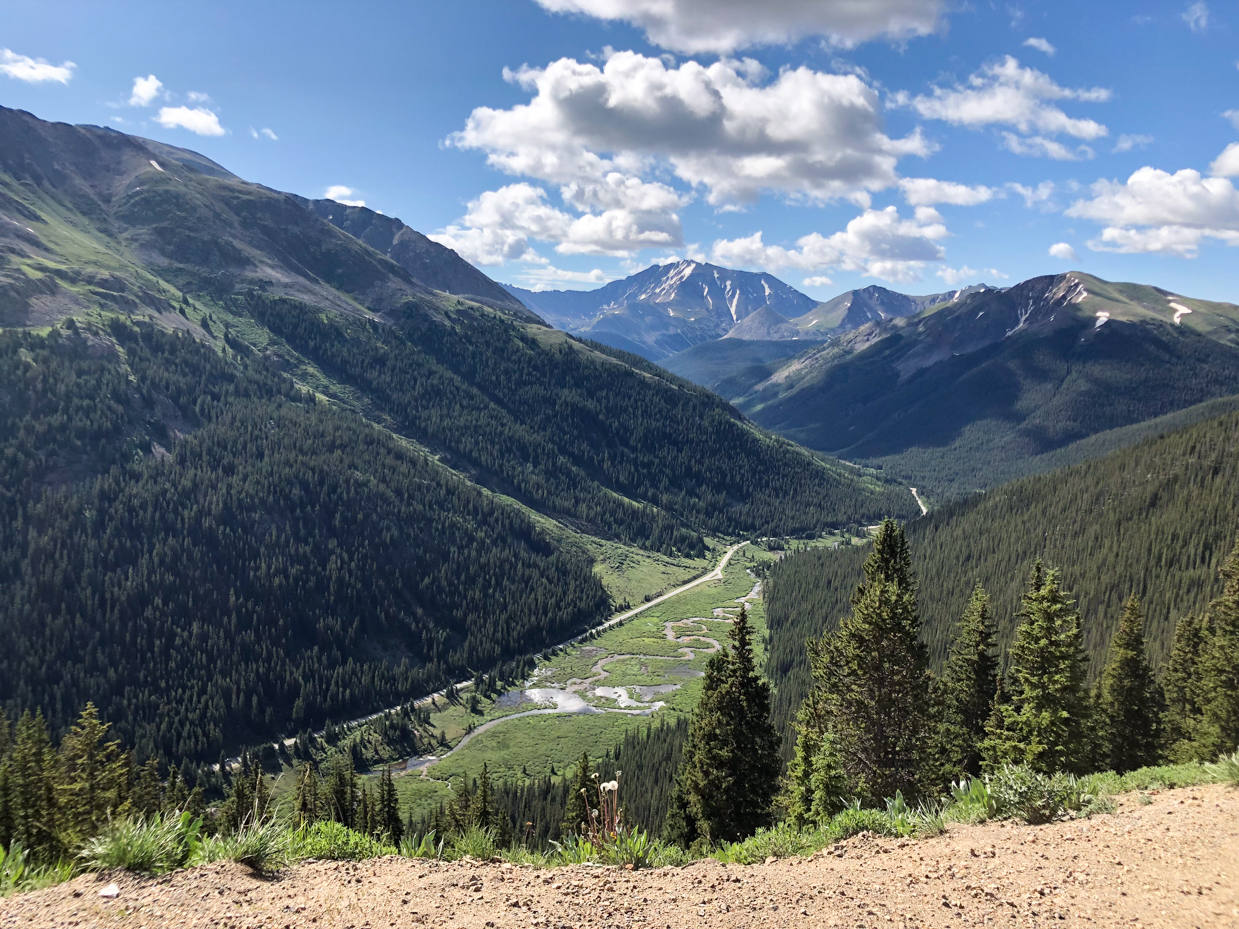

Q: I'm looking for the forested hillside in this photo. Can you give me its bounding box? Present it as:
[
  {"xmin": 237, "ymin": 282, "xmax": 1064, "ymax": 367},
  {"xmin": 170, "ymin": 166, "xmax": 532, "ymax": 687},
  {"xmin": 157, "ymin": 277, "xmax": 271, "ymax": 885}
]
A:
[
  {"xmin": 0, "ymin": 323, "xmax": 608, "ymax": 761},
  {"xmin": 0, "ymin": 106, "xmax": 907, "ymax": 764},
  {"xmin": 764, "ymin": 407, "xmax": 1239, "ymax": 744}
]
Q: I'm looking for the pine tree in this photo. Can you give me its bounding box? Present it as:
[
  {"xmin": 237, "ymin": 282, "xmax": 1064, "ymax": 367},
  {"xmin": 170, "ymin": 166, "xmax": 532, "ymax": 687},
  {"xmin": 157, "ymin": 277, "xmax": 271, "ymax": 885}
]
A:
[
  {"xmin": 796, "ymin": 520, "xmax": 933, "ymax": 805},
  {"xmin": 982, "ymin": 564, "xmax": 1090, "ymax": 774},
  {"xmin": 130, "ymin": 758, "xmax": 163, "ymax": 820},
  {"xmin": 471, "ymin": 762, "xmax": 494, "ymax": 832},
  {"xmin": 4, "ymin": 711, "xmax": 58, "ymax": 860},
  {"xmin": 561, "ymin": 752, "xmax": 596, "ymax": 837},
  {"xmin": 163, "ymin": 764, "xmax": 190, "ymax": 815},
  {"xmin": 295, "ymin": 763, "xmax": 320, "ymax": 826},
  {"xmin": 932, "ymin": 586, "xmax": 998, "ymax": 783},
  {"xmin": 56, "ymin": 703, "xmax": 126, "ymax": 844},
  {"xmin": 1096, "ymin": 597, "xmax": 1165, "ymax": 772},
  {"xmin": 378, "ymin": 767, "xmax": 402, "ymax": 843},
  {"xmin": 1197, "ymin": 540, "xmax": 1239, "ymax": 756},
  {"xmin": 0, "ymin": 707, "xmax": 9, "ymax": 757},
  {"xmin": 326, "ymin": 756, "xmax": 358, "ymax": 828},
  {"xmin": 1162, "ymin": 613, "xmax": 1209, "ymax": 758},
  {"xmin": 672, "ymin": 604, "xmax": 781, "ymax": 844}
]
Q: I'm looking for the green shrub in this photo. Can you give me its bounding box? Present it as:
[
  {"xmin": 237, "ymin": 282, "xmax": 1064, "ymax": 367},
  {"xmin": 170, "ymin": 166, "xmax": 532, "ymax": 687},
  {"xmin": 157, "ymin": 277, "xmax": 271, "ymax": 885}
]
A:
[
  {"xmin": 986, "ymin": 766, "xmax": 1091, "ymax": 825},
  {"xmin": 197, "ymin": 820, "xmax": 291, "ymax": 873},
  {"xmin": 78, "ymin": 813, "xmax": 201, "ymax": 875},
  {"xmin": 449, "ymin": 826, "xmax": 497, "ymax": 861},
  {"xmin": 399, "ymin": 832, "xmax": 444, "ymax": 860},
  {"xmin": 601, "ymin": 828, "xmax": 656, "ymax": 869},
  {"xmin": 1, "ymin": 843, "xmax": 29, "ymax": 896},
  {"xmin": 1207, "ymin": 751, "xmax": 1239, "ymax": 787},
  {"xmin": 293, "ymin": 821, "xmax": 395, "ymax": 861},
  {"xmin": 945, "ymin": 778, "xmax": 998, "ymax": 824},
  {"xmin": 549, "ymin": 833, "xmax": 596, "ymax": 865}
]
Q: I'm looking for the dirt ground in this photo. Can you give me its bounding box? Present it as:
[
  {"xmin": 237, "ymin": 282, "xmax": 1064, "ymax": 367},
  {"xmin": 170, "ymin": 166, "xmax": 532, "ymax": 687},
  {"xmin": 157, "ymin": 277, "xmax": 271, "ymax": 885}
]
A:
[{"xmin": 3, "ymin": 785, "xmax": 1236, "ymax": 929}]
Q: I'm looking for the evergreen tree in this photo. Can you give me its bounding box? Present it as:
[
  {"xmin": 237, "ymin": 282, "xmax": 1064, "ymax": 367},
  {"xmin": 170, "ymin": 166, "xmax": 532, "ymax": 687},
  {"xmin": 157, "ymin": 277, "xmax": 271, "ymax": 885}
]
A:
[
  {"xmin": 795, "ymin": 520, "xmax": 933, "ymax": 805},
  {"xmin": 672, "ymin": 604, "xmax": 781, "ymax": 845},
  {"xmin": 1096, "ymin": 597, "xmax": 1165, "ymax": 772},
  {"xmin": 378, "ymin": 768, "xmax": 402, "ymax": 842},
  {"xmin": 471, "ymin": 763, "xmax": 493, "ymax": 832},
  {"xmin": 932, "ymin": 586, "xmax": 998, "ymax": 783},
  {"xmin": 326, "ymin": 756, "xmax": 357, "ymax": 828},
  {"xmin": 55, "ymin": 703, "xmax": 126, "ymax": 844},
  {"xmin": 162, "ymin": 764, "xmax": 190, "ymax": 815},
  {"xmin": 561, "ymin": 752, "xmax": 597, "ymax": 837},
  {"xmin": 295, "ymin": 763, "xmax": 320, "ymax": 826},
  {"xmin": 3, "ymin": 711, "xmax": 58, "ymax": 860},
  {"xmin": 982, "ymin": 563, "xmax": 1090, "ymax": 774},
  {"xmin": 1197, "ymin": 540, "xmax": 1239, "ymax": 756},
  {"xmin": 130, "ymin": 758, "xmax": 163, "ymax": 820},
  {"xmin": 1162, "ymin": 613, "xmax": 1209, "ymax": 758}
]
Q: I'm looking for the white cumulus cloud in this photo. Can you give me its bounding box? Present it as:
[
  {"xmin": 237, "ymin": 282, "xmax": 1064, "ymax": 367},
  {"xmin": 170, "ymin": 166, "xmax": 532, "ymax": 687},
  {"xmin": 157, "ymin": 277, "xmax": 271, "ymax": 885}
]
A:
[
  {"xmin": 1001, "ymin": 132, "xmax": 1093, "ymax": 161},
  {"xmin": 710, "ymin": 206, "xmax": 948, "ymax": 283},
  {"xmin": 250, "ymin": 127, "xmax": 278, "ymax": 140},
  {"xmin": 1225, "ymin": 110, "xmax": 1239, "ymax": 130},
  {"xmin": 156, "ymin": 106, "xmax": 225, "ymax": 136},
  {"xmin": 1009, "ymin": 180, "xmax": 1057, "ymax": 210},
  {"xmin": 516, "ymin": 265, "xmax": 612, "ymax": 289},
  {"xmin": 1210, "ymin": 142, "xmax": 1239, "ymax": 178},
  {"xmin": 0, "ymin": 48, "xmax": 75, "ymax": 84},
  {"xmin": 802, "ymin": 275, "xmax": 834, "ymax": 288},
  {"xmin": 453, "ymin": 51, "xmax": 927, "ymax": 209},
  {"xmin": 1022, "ymin": 37, "xmax": 1056, "ymax": 56},
  {"xmin": 1065, "ymin": 156, "xmax": 1239, "ymax": 257},
  {"xmin": 1113, "ymin": 134, "xmax": 1153, "ymax": 153},
  {"xmin": 899, "ymin": 56, "xmax": 1109, "ymax": 157},
  {"xmin": 324, "ymin": 185, "xmax": 366, "ymax": 207},
  {"xmin": 936, "ymin": 265, "xmax": 1006, "ymax": 286},
  {"xmin": 899, "ymin": 177, "xmax": 996, "ymax": 206},
  {"xmin": 128, "ymin": 74, "xmax": 163, "ymax": 106},
  {"xmin": 532, "ymin": 0, "xmax": 946, "ymax": 54},
  {"xmin": 1182, "ymin": 2, "xmax": 1208, "ymax": 32},
  {"xmin": 431, "ymin": 182, "xmax": 681, "ymax": 265},
  {"xmin": 1048, "ymin": 242, "xmax": 1079, "ymax": 260}
]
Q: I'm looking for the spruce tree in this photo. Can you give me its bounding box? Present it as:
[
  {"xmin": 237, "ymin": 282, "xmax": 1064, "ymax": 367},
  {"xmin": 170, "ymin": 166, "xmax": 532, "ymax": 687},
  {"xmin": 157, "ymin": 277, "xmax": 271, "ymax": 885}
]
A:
[
  {"xmin": 1162, "ymin": 613, "xmax": 1209, "ymax": 758},
  {"xmin": 1096, "ymin": 597, "xmax": 1165, "ymax": 772},
  {"xmin": 5, "ymin": 711, "xmax": 58, "ymax": 860},
  {"xmin": 295, "ymin": 762, "xmax": 320, "ymax": 825},
  {"xmin": 561, "ymin": 751, "xmax": 597, "ymax": 837},
  {"xmin": 130, "ymin": 758, "xmax": 163, "ymax": 820},
  {"xmin": 932, "ymin": 586, "xmax": 998, "ymax": 783},
  {"xmin": 378, "ymin": 767, "xmax": 403, "ymax": 843},
  {"xmin": 672, "ymin": 604, "xmax": 781, "ymax": 845},
  {"xmin": 982, "ymin": 563, "xmax": 1090, "ymax": 774},
  {"xmin": 796, "ymin": 520, "xmax": 933, "ymax": 805},
  {"xmin": 56, "ymin": 703, "xmax": 126, "ymax": 844},
  {"xmin": 1197, "ymin": 540, "xmax": 1239, "ymax": 756},
  {"xmin": 471, "ymin": 762, "xmax": 494, "ymax": 832}
]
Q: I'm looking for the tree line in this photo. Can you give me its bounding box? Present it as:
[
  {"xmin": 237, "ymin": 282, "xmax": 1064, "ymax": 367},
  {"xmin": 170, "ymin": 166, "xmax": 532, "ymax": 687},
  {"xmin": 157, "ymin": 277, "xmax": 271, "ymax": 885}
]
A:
[
  {"xmin": 764, "ymin": 407, "xmax": 1239, "ymax": 750},
  {"xmin": 782, "ymin": 521, "xmax": 1239, "ymax": 823}
]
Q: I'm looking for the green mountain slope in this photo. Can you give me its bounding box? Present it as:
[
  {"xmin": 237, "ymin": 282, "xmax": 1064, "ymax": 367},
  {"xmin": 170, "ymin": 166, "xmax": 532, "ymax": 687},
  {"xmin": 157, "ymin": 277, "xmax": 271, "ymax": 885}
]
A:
[
  {"xmin": 763, "ymin": 406, "xmax": 1239, "ymax": 743},
  {"xmin": 735, "ymin": 273, "xmax": 1239, "ymax": 499},
  {"xmin": 0, "ymin": 106, "xmax": 909, "ymax": 759}
]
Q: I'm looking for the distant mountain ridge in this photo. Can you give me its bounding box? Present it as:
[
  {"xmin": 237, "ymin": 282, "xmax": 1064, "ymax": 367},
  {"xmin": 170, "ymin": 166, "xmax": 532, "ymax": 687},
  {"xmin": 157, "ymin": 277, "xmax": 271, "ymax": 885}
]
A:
[
  {"xmin": 732, "ymin": 271, "xmax": 1239, "ymax": 497},
  {"xmin": 796, "ymin": 283, "xmax": 995, "ymax": 333},
  {"xmin": 507, "ymin": 260, "xmax": 818, "ymax": 359}
]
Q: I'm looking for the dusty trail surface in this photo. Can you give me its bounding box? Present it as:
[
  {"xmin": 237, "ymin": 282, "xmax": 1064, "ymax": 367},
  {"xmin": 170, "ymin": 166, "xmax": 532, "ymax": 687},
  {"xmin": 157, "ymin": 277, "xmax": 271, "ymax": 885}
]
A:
[{"xmin": 5, "ymin": 786, "xmax": 1237, "ymax": 928}]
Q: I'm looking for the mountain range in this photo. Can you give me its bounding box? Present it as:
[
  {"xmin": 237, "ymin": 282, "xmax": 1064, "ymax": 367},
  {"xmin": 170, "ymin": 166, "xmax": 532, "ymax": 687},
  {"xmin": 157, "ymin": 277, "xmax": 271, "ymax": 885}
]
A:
[
  {"xmin": 506, "ymin": 261, "xmax": 819, "ymax": 359},
  {"xmin": 0, "ymin": 105, "xmax": 908, "ymax": 760}
]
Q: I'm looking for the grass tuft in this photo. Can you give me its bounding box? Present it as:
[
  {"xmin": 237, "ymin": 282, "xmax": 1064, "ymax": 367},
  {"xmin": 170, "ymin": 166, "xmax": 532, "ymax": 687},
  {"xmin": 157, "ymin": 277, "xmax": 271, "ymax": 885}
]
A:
[
  {"xmin": 197, "ymin": 819, "xmax": 292, "ymax": 873},
  {"xmin": 78, "ymin": 812, "xmax": 201, "ymax": 875},
  {"xmin": 292, "ymin": 821, "xmax": 395, "ymax": 861}
]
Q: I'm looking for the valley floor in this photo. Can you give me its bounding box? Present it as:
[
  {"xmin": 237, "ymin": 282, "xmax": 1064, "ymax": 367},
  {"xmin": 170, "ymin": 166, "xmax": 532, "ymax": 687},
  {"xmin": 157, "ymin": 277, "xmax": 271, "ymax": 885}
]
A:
[{"xmin": 5, "ymin": 785, "xmax": 1236, "ymax": 928}]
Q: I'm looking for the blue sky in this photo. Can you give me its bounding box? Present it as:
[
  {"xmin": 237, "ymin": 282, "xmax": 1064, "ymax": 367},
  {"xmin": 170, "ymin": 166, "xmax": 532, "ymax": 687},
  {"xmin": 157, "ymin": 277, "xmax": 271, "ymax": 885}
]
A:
[{"xmin": 3, "ymin": 0, "xmax": 1238, "ymax": 300}]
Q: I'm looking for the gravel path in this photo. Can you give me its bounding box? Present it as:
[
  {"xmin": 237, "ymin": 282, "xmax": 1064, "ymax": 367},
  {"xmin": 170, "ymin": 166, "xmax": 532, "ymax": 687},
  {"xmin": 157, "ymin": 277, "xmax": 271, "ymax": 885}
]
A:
[{"xmin": 4, "ymin": 785, "xmax": 1236, "ymax": 928}]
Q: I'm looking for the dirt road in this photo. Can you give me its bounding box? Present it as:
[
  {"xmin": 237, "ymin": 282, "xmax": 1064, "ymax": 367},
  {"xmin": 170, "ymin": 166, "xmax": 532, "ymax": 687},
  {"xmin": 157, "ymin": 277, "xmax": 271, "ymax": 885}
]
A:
[{"xmin": 5, "ymin": 784, "xmax": 1236, "ymax": 928}]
